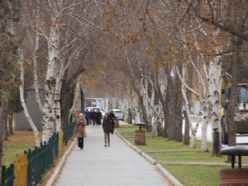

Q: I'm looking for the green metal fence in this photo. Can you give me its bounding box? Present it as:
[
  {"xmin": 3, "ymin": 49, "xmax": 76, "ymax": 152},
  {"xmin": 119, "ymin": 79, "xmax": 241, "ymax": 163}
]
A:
[
  {"xmin": 1, "ymin": 122, "xmax": 75, "ymax": 186},
  {"xmin": 1, "ymin": 164, "xmax": 14, "ymax": 186},
  {"xmin": 27, "ymin": 133, "xmax": 59, "ymax": 186},
  {"xmin": 63, "ymin": 122, "xmax": 75, "ymax": 145}
]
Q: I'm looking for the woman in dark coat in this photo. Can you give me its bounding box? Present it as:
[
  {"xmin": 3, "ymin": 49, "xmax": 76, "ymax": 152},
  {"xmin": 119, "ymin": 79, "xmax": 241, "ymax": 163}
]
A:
[{"xmin": 102, "ymin": 112, "xmax": 115, "ymax": 147}]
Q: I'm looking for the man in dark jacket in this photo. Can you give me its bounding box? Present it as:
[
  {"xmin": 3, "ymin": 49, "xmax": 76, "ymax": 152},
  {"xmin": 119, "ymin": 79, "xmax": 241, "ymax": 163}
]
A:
[{"xmin": 102, "ymin": 112, "xmax": 116, "ymax": 147}]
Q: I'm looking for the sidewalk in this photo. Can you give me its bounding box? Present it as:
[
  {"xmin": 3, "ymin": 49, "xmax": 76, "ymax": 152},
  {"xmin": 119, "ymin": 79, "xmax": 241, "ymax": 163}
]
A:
[{"xmin": 54, "ymin": 126, "xmax": 171, "ymax": 186}]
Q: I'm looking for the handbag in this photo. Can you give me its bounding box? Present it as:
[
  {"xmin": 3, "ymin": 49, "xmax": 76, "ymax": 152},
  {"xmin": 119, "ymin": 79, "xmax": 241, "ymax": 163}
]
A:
[{"xmin": 109, "ymin": 119, "xmax": 114, "ymax": 134}]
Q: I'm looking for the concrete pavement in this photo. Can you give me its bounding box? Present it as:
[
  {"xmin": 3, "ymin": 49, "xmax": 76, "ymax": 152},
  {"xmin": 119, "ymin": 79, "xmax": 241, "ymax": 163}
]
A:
[{"xmin": 54, "ymin": 125, "xmax": 171, "ymax": 186}]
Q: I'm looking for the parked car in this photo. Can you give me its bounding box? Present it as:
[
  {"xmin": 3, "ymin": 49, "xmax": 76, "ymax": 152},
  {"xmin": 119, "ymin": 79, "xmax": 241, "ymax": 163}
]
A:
[{"xmin": 110, "ymin": 109, "xmax": 124, "ymax": 121}]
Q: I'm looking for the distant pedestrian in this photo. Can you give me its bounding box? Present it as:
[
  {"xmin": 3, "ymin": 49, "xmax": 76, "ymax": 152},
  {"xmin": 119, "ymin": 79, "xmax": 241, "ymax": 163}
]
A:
[
  {"xmin": 85, "ymin": 110, "xmax": 90, "ymax": 125},
  {"xmin": 92, "ymin": 110, "xmax": 97, "ymax": 126},
  {"xmin": 88, "ymin": 110, "xmax": 93, "ymax": 125},
  {"xmin": 96, "ymin": 110, "xmax": 102, "ymax": 125},
  {"xmin": 102, "ymin": 112, "xmax": 116, "ymax": 147},
  {"xmin": 75, "ymin": 115, "xmax": 86, "ymax": 149}
]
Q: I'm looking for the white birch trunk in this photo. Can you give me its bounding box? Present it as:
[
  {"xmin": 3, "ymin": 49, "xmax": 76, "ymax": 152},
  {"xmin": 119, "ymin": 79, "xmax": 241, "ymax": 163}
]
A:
[
  {"xmin": 124, "ymin": 49, "xmax": 159, "ymax": 119},
  {"xmin": 68, "ymin": 76, "xmax": 81, "ymax": 123},
  {"xmin": 139, "ymin": 81, "xmax": 160, "ymax": 118},
  {"xmin": 177, "ymin": 65, "xmax": 198, "ymax": 148},
  {"xmin": 151, "ymin": 116, "xmax": 158, "ymax": 136},
  {"xmin": 201, "ymin": 106, "xmax": 208, "ymax": 151},
  {"xmin": 208, "ymin": 57, "xmax": 222, "ymax": 144},
  {"xmin": 54, "ymin": 78, "xmax": 62, "ymax": 132},
  {"xmin": 32, "ymin": 34, "xmax": 43, "ymax": 112},
  {"xmin": 72, "ymin": 76, "xmax": 81, "ymax": 110},
  {"xmin": 143, "ymin": 77, "xmax": 150, "ymax": 119},
  {"xmin": 191, "ymin": 31, "xmax": 210, "ymax": 151},
  {"xmin": 53, "ymin": 49, "xmax": 80, "ymax": 131},
  {"xmin": 42, "ymin": 16, "xmax": 60, "ymax": 142},
  {"xmin": 18, "ymin": 49, "xmax": 41, "ymax": 147}
]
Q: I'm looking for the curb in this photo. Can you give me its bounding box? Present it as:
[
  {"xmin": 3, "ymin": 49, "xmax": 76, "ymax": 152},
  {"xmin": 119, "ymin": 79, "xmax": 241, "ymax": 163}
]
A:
[
  {"xmin": 115, "ymin": 131, "xmax": 183, "ymax": 186},
  {"xmin": 46, "ymin": 138, "xmax": 76, "ymax": 186}
]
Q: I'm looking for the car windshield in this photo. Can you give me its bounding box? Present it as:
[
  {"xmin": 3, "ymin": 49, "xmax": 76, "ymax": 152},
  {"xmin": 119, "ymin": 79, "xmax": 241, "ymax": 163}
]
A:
[{"xmin": 114, "ymin": 111, "xmax": 123, "ymax": 114}]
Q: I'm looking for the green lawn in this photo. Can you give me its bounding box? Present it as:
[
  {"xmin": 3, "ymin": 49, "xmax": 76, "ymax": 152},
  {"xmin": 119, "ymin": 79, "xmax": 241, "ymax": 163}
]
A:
[
  {"xmin": 2, "ymin": 131, "xmax": 36, "ymax": 166},
  {"xmin": 116, "ymin": 124, "xmax": 233, "ymax": 186},
  {"xmin": 164, "ymin": 164, "xmax": 224, "ymax": 186}
]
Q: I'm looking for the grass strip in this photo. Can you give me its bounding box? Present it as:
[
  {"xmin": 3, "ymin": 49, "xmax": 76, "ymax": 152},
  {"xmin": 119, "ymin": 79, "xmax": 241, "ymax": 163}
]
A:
[{"xmin": 3, "ymin": 131, "xmax": 36, "ymax": 166}]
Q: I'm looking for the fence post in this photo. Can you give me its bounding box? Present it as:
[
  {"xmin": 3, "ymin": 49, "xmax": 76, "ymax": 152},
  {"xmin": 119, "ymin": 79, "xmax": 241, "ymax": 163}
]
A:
[
  {"xmin": 2, "ymin": 164, "xmax": 15, "ymax": 186},
  {"xmin": 9, "ymin": 164, "xmax": 14, "ymax": 186},
  {"xmin": 14, "ymin": 152, "xmax": 28, "ymax": 186},
  {"xmin": 2, "ymin": 165, "xmax": 6, "ymax": 186},
  {"xmin": 27, "ymin": 149, "xmax": 32, "ymax": 186},
  {"xmin": 59, "ymin": 130, "xmax": 64, "ymax": 158}
]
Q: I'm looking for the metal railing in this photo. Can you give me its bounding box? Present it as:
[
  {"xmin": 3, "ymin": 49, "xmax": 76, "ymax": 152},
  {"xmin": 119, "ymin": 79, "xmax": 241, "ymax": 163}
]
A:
[
  {"xmin": 27, "ymin": 132, "xmax": 59, "ymax": 186},
  {"xmin": 2, "ymin": 122, "xmax": 75, "ymax": 186},
  {"xmin": 2, "ymin": 164, "xmax": 14, "ymax": 186},
  {"xmin": 63, "ymin": 122, "xmax": 75, "ymax": 145}
]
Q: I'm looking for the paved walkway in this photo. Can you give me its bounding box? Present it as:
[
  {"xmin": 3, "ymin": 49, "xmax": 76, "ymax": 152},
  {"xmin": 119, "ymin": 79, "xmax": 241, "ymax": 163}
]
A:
[{"xmin": 54, "ymin": 126, "xmax": 171, "ymax": 186}]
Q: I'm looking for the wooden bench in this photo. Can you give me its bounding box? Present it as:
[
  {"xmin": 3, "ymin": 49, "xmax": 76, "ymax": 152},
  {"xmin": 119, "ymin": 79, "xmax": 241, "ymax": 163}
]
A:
[
  {"xmin": 220, "ymin": 168, "xmax": 248, "ymax": 186},
  {"xmin": 220, "ymin": 146, "xmax": 248, "ymax": 186},
  {"xmin": 220, "ymin": 146, "xmax": 248, "ymax": 168}
]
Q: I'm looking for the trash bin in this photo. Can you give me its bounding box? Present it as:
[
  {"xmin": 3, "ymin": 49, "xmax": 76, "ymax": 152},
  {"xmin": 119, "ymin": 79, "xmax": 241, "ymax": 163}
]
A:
[
  {"xmin": 134, "ymin": 122, "xmax": 146, "ymax": 145},
  {"xmin": 134, "ymin": 129, "xmax": 146, "ymax": 145},
  {"xmin": 115, "ymin": 119, "xmax": 119, "ymax": 128}
]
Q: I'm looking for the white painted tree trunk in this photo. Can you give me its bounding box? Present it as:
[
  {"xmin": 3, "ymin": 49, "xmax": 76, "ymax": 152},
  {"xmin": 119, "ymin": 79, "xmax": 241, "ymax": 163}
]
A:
[
  {"xmin": 54, "ymin": 78, "xmax": 62, "ymax": 132},
  {"xmin": 201, "ymin": 106, "xmax": 208, "ymax": 151},
  {"xmin": 42, "ymin": 17, "xmax": 59, "ymax": 142},
  {"xmin": 18, "ymin": 49, "xmax": 41, "ymax": 147},
  {"xmin": 151, "ymin": 116, "xmax": 158, "ymax": 136},
  {"xmin": 143, "ymin": 77, "xmax": 150, "ymax": 119},
  {"xmin": 177, "ymin": 65, "xmax": 201, "ymax": 148},
  {"xmin": 208, "ymin": 57, "xmax": 222, "ymax": 145}
]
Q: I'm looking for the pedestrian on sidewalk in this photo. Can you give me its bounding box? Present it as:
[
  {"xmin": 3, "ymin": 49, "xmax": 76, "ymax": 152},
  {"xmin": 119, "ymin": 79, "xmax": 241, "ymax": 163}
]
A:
[
  {"xmin": 102, "ymin": 111, "xmax": 116, "ymax": 147},
  {"xmin": 92, "ymin": 109, "xmax": 97, "ymax": 126},
  {"xmin": 96, "ymin": 110, "xmax": 102, "ymax": 125},
  {"xmin": 75, "ymin": 114, "xmax": 86, "ymax": 149},
  {"xmin": 84, "ymin": 109, "xmax": 90, "ymax": 125}
]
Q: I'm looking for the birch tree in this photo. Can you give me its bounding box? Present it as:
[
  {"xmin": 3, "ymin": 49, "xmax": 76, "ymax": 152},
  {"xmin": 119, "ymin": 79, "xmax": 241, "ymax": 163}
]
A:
[
  {"xmin": 18, "ymin": 49, "xmax": 41, "ymax": 147},
  {"xmin": 187, "ymin": 0, "xmax": 248, "ymax": 148},
  {"xmin": 18, "ymin": 0, "xmax": 105, "ymax": 142}
]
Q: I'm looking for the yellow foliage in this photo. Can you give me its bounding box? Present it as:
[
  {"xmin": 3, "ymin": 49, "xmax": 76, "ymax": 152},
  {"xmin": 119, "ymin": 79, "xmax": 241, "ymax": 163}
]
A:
[{"xmin": 83, "ymin": 79, "xmax": 97, "ymax": 89}]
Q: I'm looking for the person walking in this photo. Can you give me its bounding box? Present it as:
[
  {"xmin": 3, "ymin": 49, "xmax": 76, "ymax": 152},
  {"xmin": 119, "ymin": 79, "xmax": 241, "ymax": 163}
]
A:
[
  {"xmin": 92, "ymin": 109, "xmax": 97, "ymax": 126},
  {"xmin": 75, "ymin": 115, "xmax": 86, "ymax": 150},
  {"xmin": 96, "ymin": 110, "xmax": 102, "ymax": 125},
  {"xmin": 84, "ymin": 109, "xmax": 90, "ymax": 125},
  {"xmin": 102, "ymin": 112, "xmax": 116, "ymax": 147}
]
